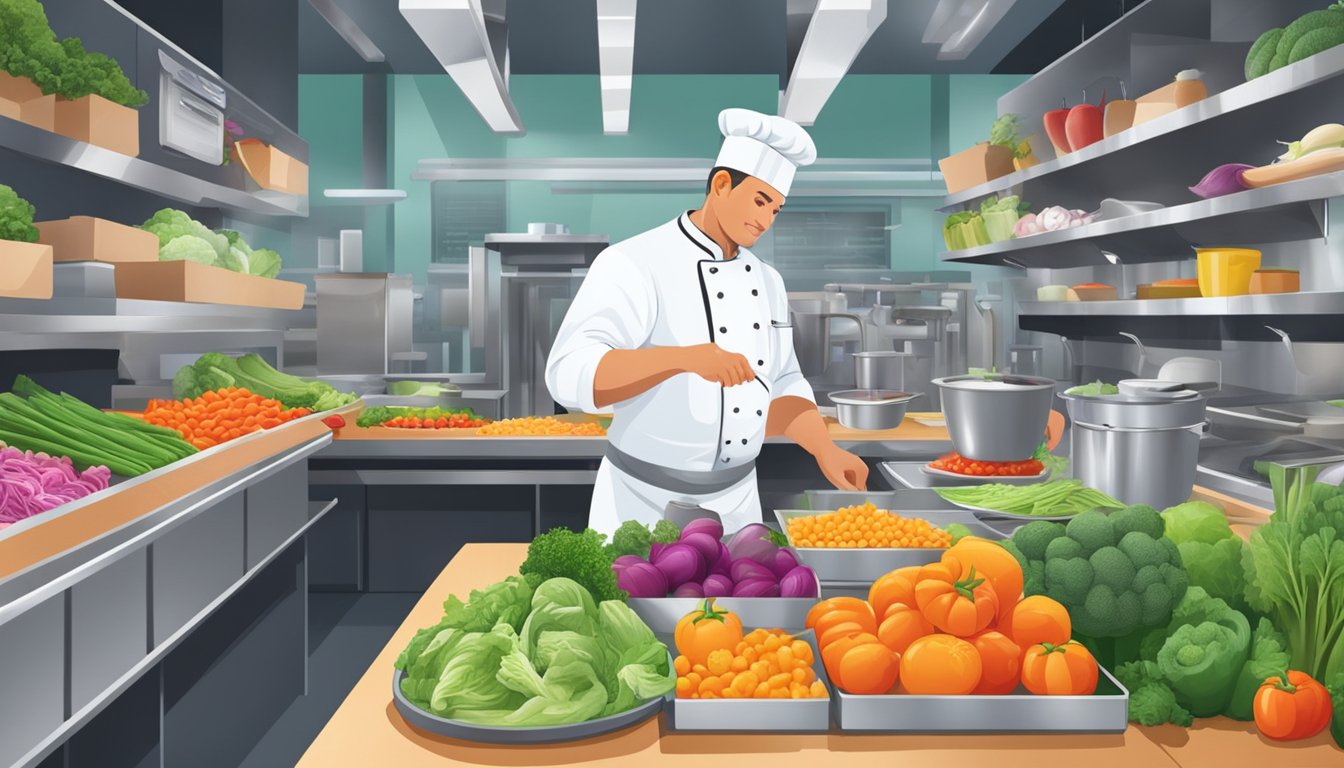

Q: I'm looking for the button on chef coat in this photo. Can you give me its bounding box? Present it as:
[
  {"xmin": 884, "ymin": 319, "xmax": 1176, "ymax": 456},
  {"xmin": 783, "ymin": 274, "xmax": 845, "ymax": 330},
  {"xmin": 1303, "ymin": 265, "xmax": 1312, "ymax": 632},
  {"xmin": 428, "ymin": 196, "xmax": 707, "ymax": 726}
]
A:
[{"xmin": 546, "ymin": 212, "xmax": 815, "ymax": 533}]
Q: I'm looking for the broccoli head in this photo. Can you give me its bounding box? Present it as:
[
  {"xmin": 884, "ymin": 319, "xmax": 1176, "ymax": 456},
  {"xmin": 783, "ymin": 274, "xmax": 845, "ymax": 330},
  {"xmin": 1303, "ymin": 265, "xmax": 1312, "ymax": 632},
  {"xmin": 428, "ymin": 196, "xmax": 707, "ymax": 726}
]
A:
[
  {"xmin": 1013, "ymin": 520, "xmax": 1066, "ymax": 561},
  {"xmin": 1129, "ymin": 683, "xmax": 1194, "ymax": 727},
  {"xmin": 520, "ymin": 527, "xmax": 624, "ymax": 604},
  {"xmin": 0, "ymin": 184, "xmax": 39, "ymax": 243},
  {"xmin": 650, "ymin": 519, "xmax": 680, "ymax": 544},
  {"xmin": 1112, "ymin": 504, "xmax": 1165, "ymax": 541},
  {"xmin": 607, "ymin": 520, "xmax": 654, "ymax": 560},
  {"xmin": 1066, "ymin": 509, "xmax": 1118, "ymax": 556}
]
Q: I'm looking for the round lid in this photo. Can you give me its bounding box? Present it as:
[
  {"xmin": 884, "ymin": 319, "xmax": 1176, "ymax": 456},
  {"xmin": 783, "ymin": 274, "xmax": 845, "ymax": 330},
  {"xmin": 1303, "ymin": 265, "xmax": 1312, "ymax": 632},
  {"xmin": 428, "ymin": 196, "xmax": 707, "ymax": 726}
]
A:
[
  {"xmin": 934, "ymin": 373, "xmax": 1055, "ymax": 392},
  {"xmin": 1059, "ymin": 380, "xmax": 1207, "ymax": 429},
  {"xmin": 1118, "ymin": 379, "xmax": 1199, "ymax": 400}
]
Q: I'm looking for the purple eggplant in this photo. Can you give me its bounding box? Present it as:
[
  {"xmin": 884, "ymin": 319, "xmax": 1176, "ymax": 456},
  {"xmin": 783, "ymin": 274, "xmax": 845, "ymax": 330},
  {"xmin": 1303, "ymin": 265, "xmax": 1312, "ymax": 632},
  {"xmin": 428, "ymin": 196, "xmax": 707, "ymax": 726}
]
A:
[
  {"xmin": 650, "ymin": 542, "xmax": 707, "ymax": 589},
  {"xmin": 732, "ymin": 578, "xmax": 781, "ymax": 598},
  {"xmin": 681, "ymin": 517, "xmax": 724, "ymax": 542},
  {"xmin": 616, "ymin": 561, "xmax": 668, "ymax": 598},
  {"xmin": 727, "ymin": 523, "xmax": 779, "ymax": 566},
  {"xmin": 702, "ymin": 573, "xmax": 734, "ymax": 597},
  {"xmin": 779, "ymin": 565, "xmax": 819, "ymax": 598}
]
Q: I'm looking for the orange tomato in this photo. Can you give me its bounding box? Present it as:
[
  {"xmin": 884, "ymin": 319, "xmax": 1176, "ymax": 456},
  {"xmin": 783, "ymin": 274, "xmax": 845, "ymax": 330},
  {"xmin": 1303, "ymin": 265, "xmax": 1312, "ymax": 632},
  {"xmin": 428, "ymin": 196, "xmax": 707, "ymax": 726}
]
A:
[
  {"xmin": 812, "ymin": 603, "xmax": 877, "ymax": 641},
  {"xmin": 969, "ymin": 630, "xmax": 1022, "ymax": 695},
  {"xmin": 836, "ymin": 642, "xmax": 901, "ymax": 695},
  {"xmin": 900, "ymin": 634, "xmax": 982, "ymax": 695},
  {"xmin": 805, "ymin": 597, "xmax": 871, "ymax": 629},
  {"xmin": 914, "ymin": 564, "xmax": 998, "ymax": 637},
  {"xmin": 821, "ymin": 632, "xmax": 880, "ymax": 688},
  {"xmin": 877, "ymin": 602, "xmax": 934, "ymax": 654},
  {"xmin": 674, "ymin": 599, "xmax": 744, "ymax": 667},
  {"xmin": 868, "ymin": 566, "xmax": 921, "ymax": 620},
  {"xmin": 1020, "ymin": 641, "xmax": 1098, "ymax": 696},
  {"xmin": 940, "ymin": 537, "xmax": 1024, "ymax": 623},
  {"xmin": 818, "ymin": 620, "xmax": 871, "ymax": 650},
  {"xmin": 1001, "ymin": 595, "xmax": 1071, "ymax": 651},
  {"xmin": 1253, "ymin": 670, "xmax": 1333, "ymax": 741}
]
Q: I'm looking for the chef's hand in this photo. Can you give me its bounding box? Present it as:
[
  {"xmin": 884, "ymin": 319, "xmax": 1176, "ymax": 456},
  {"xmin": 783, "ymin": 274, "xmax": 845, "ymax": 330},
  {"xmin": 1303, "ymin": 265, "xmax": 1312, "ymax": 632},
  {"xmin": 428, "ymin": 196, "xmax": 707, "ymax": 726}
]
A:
[
  {"xmin": 815, "ymin": 445, "xmax": 869, "ymax": 491},
  {"xmin": 679, "ymin": 343, "xmax": 756, "ymax": 387}
]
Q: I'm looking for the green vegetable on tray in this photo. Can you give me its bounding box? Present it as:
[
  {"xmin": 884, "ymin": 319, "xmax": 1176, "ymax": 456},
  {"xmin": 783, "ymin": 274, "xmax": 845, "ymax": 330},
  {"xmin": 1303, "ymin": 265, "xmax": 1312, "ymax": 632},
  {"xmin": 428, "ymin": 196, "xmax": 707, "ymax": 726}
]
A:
[
  {"xmin": 173, "ymin": 352, "xmax": 357, "ymax": 412},
  {"xmin": 356, "ymin": 405, "xmax": 480, "ymax": 428},
  {"xmin": 1065, "ymin": 380, "xmax": 1120, "ymax": 396},
  {"xmin": 935, "ymin": 479, "xmax": 1125, "ymax": 518},
  {"xmin": 140, "ymin": 209, "xmax": 284, "ymax": 277},
  {"xmin": 394, "ymin": 574, "xmax": 674, "ymax": 726},
  {"xmin": 605, "ymin": 519, "xmax": 680, "ymax": 560},
  {"xmin": 0, "ymin": 0, "xmax": 147, "ymax": 107},
  {"xmin": 0, "ymin": 375, "xmax": 195, "ymax": 477}
]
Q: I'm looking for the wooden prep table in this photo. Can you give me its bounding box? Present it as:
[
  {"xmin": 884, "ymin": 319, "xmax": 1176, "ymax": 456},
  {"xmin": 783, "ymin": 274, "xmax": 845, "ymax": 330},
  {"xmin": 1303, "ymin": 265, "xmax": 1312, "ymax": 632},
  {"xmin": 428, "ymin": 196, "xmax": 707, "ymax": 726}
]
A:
[{"xmin": 300, "ymin": 543, "xmax": 1342, "ymax": 767}]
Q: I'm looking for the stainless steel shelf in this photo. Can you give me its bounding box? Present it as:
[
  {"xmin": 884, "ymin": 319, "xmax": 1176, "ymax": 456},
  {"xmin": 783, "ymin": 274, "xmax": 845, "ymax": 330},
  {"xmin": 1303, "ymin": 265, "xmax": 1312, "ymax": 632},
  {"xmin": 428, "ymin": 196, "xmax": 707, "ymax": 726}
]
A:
[
  {"xmin": 0, "ymin": 115, "xmax": 307, "ymax": 217},
  {"xmin": 1019, "ymin": 290, "xmax": 1344, "ymax": 317},
  {"xmin": 939, "ymin": 171, "xmax": 1336, "ymax": 268},
  {"xmin": 941, "ymin": 42, "xmax": 1344, "ymax": 210},
  {"xmin": 322, "ymin": 188, "xmax": 407, "ymax": 204}
]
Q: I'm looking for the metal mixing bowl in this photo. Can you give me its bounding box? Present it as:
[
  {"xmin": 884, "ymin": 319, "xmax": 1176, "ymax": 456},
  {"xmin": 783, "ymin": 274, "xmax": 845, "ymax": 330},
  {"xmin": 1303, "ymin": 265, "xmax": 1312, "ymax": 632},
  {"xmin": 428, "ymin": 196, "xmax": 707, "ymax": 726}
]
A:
[
  {"xmin": 934, "ymin": 373, "xmax": 1056, "ymax": 460},
  {"xmin": 828, "ymin": 390, "xmax": 920, "ymax": 431}
]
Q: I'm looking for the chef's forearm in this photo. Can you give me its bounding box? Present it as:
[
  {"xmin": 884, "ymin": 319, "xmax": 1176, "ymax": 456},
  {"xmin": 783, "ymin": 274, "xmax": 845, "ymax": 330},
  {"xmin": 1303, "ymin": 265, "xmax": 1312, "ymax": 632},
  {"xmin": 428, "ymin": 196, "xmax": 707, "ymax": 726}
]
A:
[
  {"xmin": 591, "ymin": 348, "xmax": 688, "ymax": 408},
  {"xmin": 767, "ymin": 396, "xmax": 835, "ymax": 455}
]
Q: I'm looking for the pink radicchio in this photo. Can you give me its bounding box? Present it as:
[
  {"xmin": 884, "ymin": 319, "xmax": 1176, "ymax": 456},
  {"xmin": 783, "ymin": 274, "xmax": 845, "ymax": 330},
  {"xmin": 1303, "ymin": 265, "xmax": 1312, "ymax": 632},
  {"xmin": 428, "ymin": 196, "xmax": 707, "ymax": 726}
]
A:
[{"xmin": 0, "ymin": 448, "xmax": 110, "ymax": 524}]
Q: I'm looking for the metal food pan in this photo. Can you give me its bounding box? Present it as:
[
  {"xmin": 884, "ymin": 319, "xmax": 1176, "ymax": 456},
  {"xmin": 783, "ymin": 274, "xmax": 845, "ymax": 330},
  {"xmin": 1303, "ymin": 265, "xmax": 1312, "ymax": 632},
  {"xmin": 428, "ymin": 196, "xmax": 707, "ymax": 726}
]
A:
[
  {"xmin": 628, "ymin": 571, "xmax": 820, "ymax": 634},
  {"xmin": 666, "ymin": 633, "xmax": 831, "ymax": 733},
  {"xmin": 801, "ymin": 489, "xmax": 901, "ymax": 510},
  {"xmin": 831, "ymin": 667, "xmax": 1128, "ymax": 733},
  {"xmin": 774, "ymin": 508, "xmax": 1004, "ymax": 584}
]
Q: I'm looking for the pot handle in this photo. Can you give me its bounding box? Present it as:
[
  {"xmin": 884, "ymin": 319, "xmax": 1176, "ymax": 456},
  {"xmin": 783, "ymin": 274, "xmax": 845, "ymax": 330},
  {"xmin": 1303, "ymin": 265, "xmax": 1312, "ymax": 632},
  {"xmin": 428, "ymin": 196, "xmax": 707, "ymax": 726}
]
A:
[
  {"xmin": 1044, "ymin": 409, "xmax": 1065, "ymax": 452},
  {"xmin": 819, "ymin": 312, "xmax": 867, "ymax": 352}
]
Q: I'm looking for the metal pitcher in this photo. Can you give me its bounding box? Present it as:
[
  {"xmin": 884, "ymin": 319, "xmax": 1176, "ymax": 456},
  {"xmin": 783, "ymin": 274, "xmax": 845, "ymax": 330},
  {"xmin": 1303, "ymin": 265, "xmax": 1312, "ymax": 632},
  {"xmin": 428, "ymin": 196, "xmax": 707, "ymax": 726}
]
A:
[{"xmin": 787, "ymin": 291, "xmax": 865, "ymax": 378}]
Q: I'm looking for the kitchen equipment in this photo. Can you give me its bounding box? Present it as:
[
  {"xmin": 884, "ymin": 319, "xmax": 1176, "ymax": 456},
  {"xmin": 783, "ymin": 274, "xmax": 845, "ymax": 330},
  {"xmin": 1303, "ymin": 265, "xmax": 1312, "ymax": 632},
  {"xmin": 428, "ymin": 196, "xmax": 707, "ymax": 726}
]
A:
[
  {"xmin": 1092, "ymin": 199, "xmax": 1163, "ymax": 220},
  {"xmin": 627, "ymin": 572, "xmax": 819, "ymax": 634},
  {"xmin": 1118, "ymin": 332, "xmax": 1149, "ymax": 378},
  {"xmin": 1157, "ymin": 357, "xmax": 1221, "ymax": 391},
  {"xmin": 1196, "ymin": 247, "xmax": 1261, "ymax": 297},
  {"xmin": 788, "ymin": 292, "xmax": 865, "ymax": 379},
  {"xmin": 972, "ymin": 295, "xmax": 1001, "ymax": 371},
  {"xmin": 1009, "ymin": 345, "xmax": 1043, "ymax": 376},
  {"xmin": 1059, "ymin": 379, "xmax": 1208, "ymax": 510},
  {"xmin": 852, "ymin": 351, "xmax": 908, "ymax": 391},
  {"xmin": 828, "ymin": 390, "xmax": 919, "ymax": 431},
  {"xmin": 935, "ymin": 373, "xmax": 1055, "ymax": 461},
  {"xmin": 1250, "ymin": 268, "xmax": 1300, "ymax": 294},
  {"xmin": 157, "ymin": 50, "xmax": 225, "ymax": 165},
  {"xmin": 527, "ymin": 223, "xmax": 569, "ymax": 235},
  {"xmin": 339, "ymin": 230, "xmax": 363, "ymax": 272},
  {"xmin": 887, "ymin": 304, "xmax": 953, "ymax": 409},
  {"xmin": 316, "ymin": 273, "xmax": 414, "ymax": 374},
  {"xmin": 393, "ymin": 669, "xmax": 666, "ymax": 743}
]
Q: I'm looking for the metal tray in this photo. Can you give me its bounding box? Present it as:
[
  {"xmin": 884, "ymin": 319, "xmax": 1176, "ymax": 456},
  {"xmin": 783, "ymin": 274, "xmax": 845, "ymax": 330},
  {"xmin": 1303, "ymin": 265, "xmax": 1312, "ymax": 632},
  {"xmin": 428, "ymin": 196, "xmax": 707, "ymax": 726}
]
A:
[
  {"xmin": 801, "ymin": 489, "xmax": 902, "ymax": 511},
  {"xmin": 921, "ymin": 463, "xmax": 1050, "ymax": 483},
  {"xmin": 832, "ymin": 667, "xmax": 1129, "ymax": 733},
  {"xmin": 882, "ymin": 461, "xmax": 1049, "ymax": 490},
  {"xmin": 666, "ymin": 633, "xmax": 831, "ymax": 732},
  {"xmin": 934, "ymin": 495, "xmax": 1079, "ymax": 523},
  {"xmin": 774, "ymin": 508, "xmax": 1005, "ymax": 584},
  {"xmin": 392, "ymin": 668, "xmax": 667, "ymax": 744},
  {"xmin": 629, "ymin": 587, "xmax": 819, "ymax": 634}
]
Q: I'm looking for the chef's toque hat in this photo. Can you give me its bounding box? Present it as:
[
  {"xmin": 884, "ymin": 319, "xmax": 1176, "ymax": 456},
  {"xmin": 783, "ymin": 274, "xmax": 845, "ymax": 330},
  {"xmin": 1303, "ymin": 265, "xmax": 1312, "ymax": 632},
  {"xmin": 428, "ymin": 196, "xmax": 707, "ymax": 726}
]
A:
[{"xmin": 714, "ymin": 108, "xmax": 817, "ymax": 197}]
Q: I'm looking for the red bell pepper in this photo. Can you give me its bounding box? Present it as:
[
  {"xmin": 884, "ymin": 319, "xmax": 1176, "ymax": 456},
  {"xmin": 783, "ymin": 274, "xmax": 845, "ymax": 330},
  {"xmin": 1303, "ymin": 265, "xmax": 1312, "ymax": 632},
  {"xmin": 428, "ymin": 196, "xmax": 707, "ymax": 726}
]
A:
[
  {"xmin": 1065, "ymin": 90, "xmax": 1105, "ymax": 152},
  {"xmin": 1043, "ymin": 98, "xmax": 1072, "ymax": 155},
  {"xmin": 322, "ymin": 414, "xmax": 346, "ymax": 429}
]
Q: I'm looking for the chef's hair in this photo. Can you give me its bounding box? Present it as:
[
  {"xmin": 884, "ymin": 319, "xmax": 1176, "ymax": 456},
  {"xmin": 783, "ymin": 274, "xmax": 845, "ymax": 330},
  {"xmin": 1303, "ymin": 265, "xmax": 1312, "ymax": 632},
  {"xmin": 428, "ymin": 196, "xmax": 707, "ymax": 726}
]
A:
[{"xmin": 706, "ymin": 166, "xmax": 749, "ymax": 195}]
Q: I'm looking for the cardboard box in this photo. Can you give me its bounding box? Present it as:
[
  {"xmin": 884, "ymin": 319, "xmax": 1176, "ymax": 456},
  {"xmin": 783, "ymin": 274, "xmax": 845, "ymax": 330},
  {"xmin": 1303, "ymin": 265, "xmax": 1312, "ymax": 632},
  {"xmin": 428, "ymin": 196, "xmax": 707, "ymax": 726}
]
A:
[
  {"xmin": 114, "ymin": 260, "xmax": 305, "ymax": 310},
  {"xmin": 54, "ymin": 94, "xmax": 140, "ymax": 156},
  {"xmin": 0, "ymin": 72, "xmax": 56, "ymax": 131},
  {"xmin": 234, "ymin": 139, "xmax": 309, "ymax": 195},
  {"xmin": 0, "ymin": 240, "xmax": 55, "ymax": 299},
  {"xmin": 938, "ymin": 143, "xmax": 1015, "ymax": 195},
  {"xmin": 36, "ymin": 216, "xmax": 160, "ymax": 263}
]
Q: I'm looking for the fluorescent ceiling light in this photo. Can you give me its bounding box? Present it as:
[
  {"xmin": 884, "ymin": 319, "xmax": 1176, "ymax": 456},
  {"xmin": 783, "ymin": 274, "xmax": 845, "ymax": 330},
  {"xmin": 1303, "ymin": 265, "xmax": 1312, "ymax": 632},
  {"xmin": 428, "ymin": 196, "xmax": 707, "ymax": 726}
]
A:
[
  {"xmin": 596, "ymin": 0, "xmax": 637, "ymax": 134},
  {"xmin": 780, "ymin": 0, "xmax": 888, "ymax": 125},
  {"xmin": 308, "ymin": 0, "xmax": 385, "ymax": 63},
  {"xmin": 400, "ymin": 0, "xmax": 524, "ymax": 134}
]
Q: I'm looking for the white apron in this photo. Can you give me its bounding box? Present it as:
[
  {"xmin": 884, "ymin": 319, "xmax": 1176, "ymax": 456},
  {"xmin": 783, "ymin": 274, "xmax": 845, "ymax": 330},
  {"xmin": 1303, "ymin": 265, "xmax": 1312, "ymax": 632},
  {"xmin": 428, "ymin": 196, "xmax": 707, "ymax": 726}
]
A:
[{"xmin": 545, "ymin": 212, "xmax": 815, "ymax": 536}]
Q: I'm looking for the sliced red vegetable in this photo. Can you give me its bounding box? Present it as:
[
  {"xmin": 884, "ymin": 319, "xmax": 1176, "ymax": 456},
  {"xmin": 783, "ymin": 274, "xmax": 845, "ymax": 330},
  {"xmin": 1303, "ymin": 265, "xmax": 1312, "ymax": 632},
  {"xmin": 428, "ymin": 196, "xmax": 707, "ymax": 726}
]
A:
[{"xmin": 322, "ymin": 415, "xmax": 346, "ymax": 429}]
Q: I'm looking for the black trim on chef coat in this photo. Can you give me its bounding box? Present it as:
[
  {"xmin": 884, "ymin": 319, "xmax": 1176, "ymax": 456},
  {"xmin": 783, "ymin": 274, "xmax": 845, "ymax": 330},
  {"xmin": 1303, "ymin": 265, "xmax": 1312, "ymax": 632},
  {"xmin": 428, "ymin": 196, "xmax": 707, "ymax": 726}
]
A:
[{"xmin": 678, "ymin": 212, "xmax": 769, "ymax": 468}]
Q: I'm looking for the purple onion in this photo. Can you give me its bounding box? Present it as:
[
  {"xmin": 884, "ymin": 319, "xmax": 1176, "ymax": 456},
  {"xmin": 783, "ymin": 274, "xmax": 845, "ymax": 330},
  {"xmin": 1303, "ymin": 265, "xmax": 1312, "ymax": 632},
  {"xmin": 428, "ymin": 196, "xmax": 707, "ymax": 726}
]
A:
[
  {"xmin": 680, "ymin": 531, "xmax": 721, "ymax": 567},
  {"xmin": 727, "ymin": 523, "xmax": 779, "ymax": 566},
  {"xmin": 732, "ymin": 578, "xmax": 781, "ymax": 598},
  {"xmin": 769, "ymin": 548, "xmax": 800, "ymax": 580},
  {"xmin": 1189, "ymin": 164, "xmax": 1253, "ymax": 198},
  {"xmin": 673, "ymin": 582, "xmax": 705, "ymax": 598},
  {"xmin": 649, "ymin": 541, "xmax": 669, "ymax": 562},
  {"xmin": 650, "ymin": 542, "xmax": 707, "ymax": 589},
  {"xmin": 710, "ymin": 543, "xmax": 732, "ymax": 576},
  {"xmin": 779, "ymin": 565, "xmax": 819, "ymax": 598},
  {"xmin": 702, "ymin": 573, "xmax": 734, "ymax": 597},
  {"xmin": 612, "ymin": 555, "xmax": 645, "ymax": 574},
  {"xmin": 616, "ymin": 561, "xmax": 668, "ymax": 598},
  {"xmin": 730, "ymin": 559, "xmax": 775, "ymax": 585},
  {"xmin": 681, "ymin": 517, "xmax": 724, "ymax": 542}
]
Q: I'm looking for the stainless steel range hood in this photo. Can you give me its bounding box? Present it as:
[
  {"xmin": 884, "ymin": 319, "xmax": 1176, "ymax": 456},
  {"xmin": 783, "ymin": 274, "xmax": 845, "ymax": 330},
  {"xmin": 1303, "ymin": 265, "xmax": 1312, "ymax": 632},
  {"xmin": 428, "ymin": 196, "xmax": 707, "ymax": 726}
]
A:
[
  {"xmin": 780, "ymin": 0, "xmax": 888, "ymax": 125},
  {"xmin": 400, "ymin": 0, "xmax": 525, "ymax": 134}
]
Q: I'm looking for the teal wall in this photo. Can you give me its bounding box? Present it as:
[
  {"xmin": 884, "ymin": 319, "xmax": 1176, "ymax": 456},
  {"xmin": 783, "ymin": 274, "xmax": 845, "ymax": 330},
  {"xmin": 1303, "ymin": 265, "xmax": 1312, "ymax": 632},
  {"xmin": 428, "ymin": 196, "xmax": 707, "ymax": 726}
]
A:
[{"xmin": 301, "ymin": 72, "xmax": 1029, "ymax": 281}]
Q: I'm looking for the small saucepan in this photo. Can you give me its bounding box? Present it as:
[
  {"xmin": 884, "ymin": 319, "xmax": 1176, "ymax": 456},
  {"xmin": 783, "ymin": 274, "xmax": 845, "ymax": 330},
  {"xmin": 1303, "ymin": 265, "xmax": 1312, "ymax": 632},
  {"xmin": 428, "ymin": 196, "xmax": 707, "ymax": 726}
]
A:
[{"xmin": 829, "ymin": 390, "xmax": 922, "ymax": 431}]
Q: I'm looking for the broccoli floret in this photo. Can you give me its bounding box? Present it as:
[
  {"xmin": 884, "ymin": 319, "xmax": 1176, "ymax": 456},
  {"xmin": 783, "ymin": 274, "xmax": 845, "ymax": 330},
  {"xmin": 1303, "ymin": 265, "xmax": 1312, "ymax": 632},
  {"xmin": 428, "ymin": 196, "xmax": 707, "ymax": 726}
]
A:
[
  {"xmin": 1023, "ymin": 559, "xmax": 1046, "ymax": 597},
  {"xmin": 1066, "ymin": 509, "xmax": 1116, "ymax": 556},
  {"xmin": 1044, "ymin": 556, "xmax": 1093, "ymax": 604},
  {"xmin": 1091, "ymin": 546, "xmax": 1138, "ymax": 592},
  {"xmin": 1117, "ymin": 530, "xmax": 1164, "ymax": 568},
  {"xmin": 651, "ymin": 519, "xmax": 680, "ymax": 544},
  {"xmin": 607, "ymin": 521, "xmax": 654, "ymax": 559},
  {"xmin": 1014, "ymin": 520, "xmax": 1066, "ymax": 561},
  {"xmin": 1112, "ymin": 504, "xmax": 1164, "ymax": 540},
  {"xmin": 519, "ymin": 527, "xmax": 624, "ymax": 604},
  {"xmin": 1139, "ymin": 582, "xmax": 1177, "ymax": 626},
  {"xmin": 1129, "ymin": 683, "xmax": 1194, "ymax": 727},
  {"xmin": 1044, "ymin": 536, "xmax": 1083, "ymax": 561}
]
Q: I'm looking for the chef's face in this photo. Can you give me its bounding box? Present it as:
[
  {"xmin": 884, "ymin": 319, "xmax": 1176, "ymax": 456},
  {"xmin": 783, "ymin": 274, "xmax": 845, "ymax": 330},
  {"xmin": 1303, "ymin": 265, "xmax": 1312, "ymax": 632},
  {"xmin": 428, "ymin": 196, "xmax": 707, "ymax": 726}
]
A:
[{"xmin": 709, "ymin": 170, "xmax": 785, "ymax": 247}]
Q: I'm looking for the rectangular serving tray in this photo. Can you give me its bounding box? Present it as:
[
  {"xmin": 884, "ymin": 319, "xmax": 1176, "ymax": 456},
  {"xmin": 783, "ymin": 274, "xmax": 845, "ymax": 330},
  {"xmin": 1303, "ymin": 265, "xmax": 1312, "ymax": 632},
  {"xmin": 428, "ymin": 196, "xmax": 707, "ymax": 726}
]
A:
[
  {"xmin": 665, "ymin": 632, "xmax": 831, "ymax": 733},
  {"xmin": 832, "ymin": 667, "xmax": 1129, "ymax": 733}
]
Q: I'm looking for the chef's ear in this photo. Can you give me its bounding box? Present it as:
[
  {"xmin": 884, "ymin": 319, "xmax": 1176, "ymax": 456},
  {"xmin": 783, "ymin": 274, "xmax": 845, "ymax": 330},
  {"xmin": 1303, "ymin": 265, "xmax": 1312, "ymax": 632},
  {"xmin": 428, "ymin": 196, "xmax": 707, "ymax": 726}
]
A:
[{"xmin": 709, "ymin": 169, "xmax": 735, "ymax": 198}]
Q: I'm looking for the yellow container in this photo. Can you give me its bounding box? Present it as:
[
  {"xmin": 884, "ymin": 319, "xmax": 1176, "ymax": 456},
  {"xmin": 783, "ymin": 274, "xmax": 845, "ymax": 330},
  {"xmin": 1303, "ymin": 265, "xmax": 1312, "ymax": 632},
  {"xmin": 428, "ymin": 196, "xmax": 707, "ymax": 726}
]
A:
[{"xmin": 1196, "ymin": 248, "xmax": 1261, "ymax": 297}]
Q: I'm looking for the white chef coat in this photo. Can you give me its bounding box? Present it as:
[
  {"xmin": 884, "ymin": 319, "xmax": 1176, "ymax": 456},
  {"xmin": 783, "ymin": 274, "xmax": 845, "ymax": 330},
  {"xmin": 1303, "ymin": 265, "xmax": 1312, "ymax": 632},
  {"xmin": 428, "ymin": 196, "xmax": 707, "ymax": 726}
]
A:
[{"xmin": 546, "ymin": 212, "xmax": 815, "ymax": 536}]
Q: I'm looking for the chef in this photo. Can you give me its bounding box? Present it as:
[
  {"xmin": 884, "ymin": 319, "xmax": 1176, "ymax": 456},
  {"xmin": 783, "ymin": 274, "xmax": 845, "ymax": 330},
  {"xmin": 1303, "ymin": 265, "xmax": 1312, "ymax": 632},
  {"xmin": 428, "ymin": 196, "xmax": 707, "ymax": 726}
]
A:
[{"xmin": 546, "ymin": 108, "xmax": 869, "ymax": 535}]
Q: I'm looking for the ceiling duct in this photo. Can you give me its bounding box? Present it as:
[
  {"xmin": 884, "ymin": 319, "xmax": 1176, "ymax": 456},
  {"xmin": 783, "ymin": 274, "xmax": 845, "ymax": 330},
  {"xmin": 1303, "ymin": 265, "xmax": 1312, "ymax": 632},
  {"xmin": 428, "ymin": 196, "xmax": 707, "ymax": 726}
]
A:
[
  {"xmin": 308, "ymin": 0, "xmax": 385, "ymax": 63},
  {"xmin": 596, "ymin": 0, "xmax": 637, "ymax": 134},
  {"xmin": 923, "ymin": 0, "xmax": 1018, "ymax": 60},
  {"xmin": 780, "ymin": 0, "xmax": 887, "ymax": 126},
  {"xmin": 400, "ymin": 0, "xmax": 524, "ymax": 134}
]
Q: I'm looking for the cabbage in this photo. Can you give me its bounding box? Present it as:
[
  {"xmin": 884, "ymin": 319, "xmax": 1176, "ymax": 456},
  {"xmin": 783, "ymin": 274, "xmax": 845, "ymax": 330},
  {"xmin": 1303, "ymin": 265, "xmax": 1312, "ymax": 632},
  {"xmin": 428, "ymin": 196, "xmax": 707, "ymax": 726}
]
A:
[
  {"xmin": 141, "ymin": 209, "xmax": 228, "ymax": 260},
  {"xmin": 248, "ymin": 248, "xmax": 282, "ymax": 278},
  {"xmin": 1066, "ymin": 380, "xmax": 1119, "ymax": 396},
  {"xmin": 157, "ymin": 235, "xmax": 220, "ymax": 265}
]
